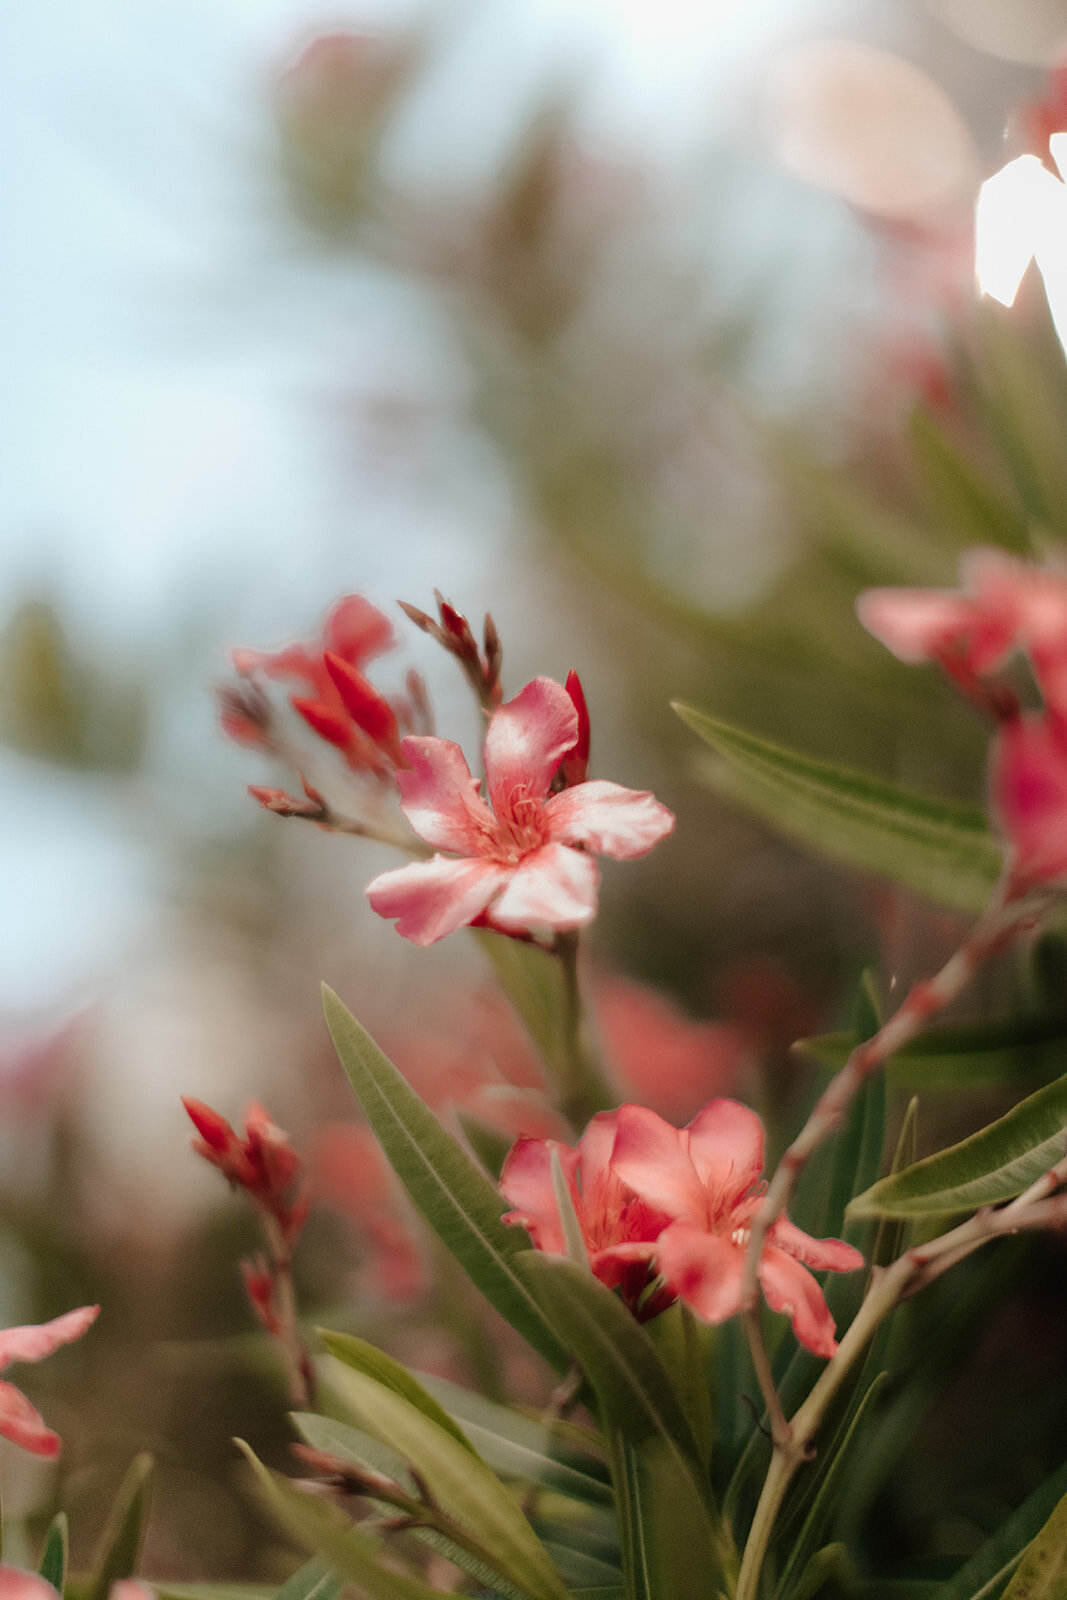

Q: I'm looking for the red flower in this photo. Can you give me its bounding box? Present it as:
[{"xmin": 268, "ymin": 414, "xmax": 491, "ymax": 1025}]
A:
[
  {"xmin": 183, "ymin": 1098, "xmax": 308, "ymax": 1244},
  {"xmin": 610, "ymin": 1101, "xmax": 863, "ymax": 1357},
  {"xmin": 366, "ymin": 677, "xmax": 674, "ymax": 944},
  {"xmin": 501, "ymin": 1111, "xmax": 674, "ymax": 1316},
  {"xmin": 0, "ymin": 1305, "xmax": 99, "ymax": 1458}
]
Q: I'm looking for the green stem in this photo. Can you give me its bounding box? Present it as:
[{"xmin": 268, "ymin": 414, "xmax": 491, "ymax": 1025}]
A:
[{"xmin": 554, "ymin": 930, "xmax": 616, "ymax": 1129}]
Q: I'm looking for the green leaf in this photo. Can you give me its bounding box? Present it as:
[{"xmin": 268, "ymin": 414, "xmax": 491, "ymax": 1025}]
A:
[
  {"xmin": 456, "ymin": 1111, "xmax": 515, "ymax": 1180},
  {"xmin": 931, "ymin": 1459, "xmax": 1067, "ymax": 1600},
  {"xmin": 323, "ymin": 1357, "xmax": 570, "ymax": 1600},
  {"xmin": 235, "ymin": 1441, "xmax": 446, "ymax": 1600},
  {"xmin": 475, "ymin": 933, "xmax": 569, "ymax": 1081},
  {"xmin": 870, "ymin": 1098, "xmax": 919, "ymax": 1269},
  {"xmin": 271, "ymin": 1558, "xmax": 342, "ymax": 1600},
  {"xmin": 85, "ymin": 1453, "xmax": 154, "ymax": 1600},
  {"xmin": 415, "ymin": 1372, "xmax": 613, "ymax": 1504},
  {"xmin": 1001, "ymin": 1488, "xmax": 1067, "ymax": 1599},
  {"xmin": 155, "ymin": 1586, "xmax": 272, "ymax": 1600},
  {"xmin": 910, "ymin": 408, "xmax": 1030, "ymax": 553},
  {"xmin": 675, "ymin": 704, "xmax": 1000, "ymax": 914},
  {"xmin": 849, "ymin": 1066, "xmax": 1067, "ymax": 1218},
  {"xmin": 513, "ymin": 1255, "xmax": 728, "ymax": 1595},
  {"xmin": 39, "ymin": 1513, "xmax": 68, "ymax": 1593},
  {"xmin": 788, "ymin": 1544, "xmax": 851, "ymax": 1600},
  {"xmin": 291, "ymin": 1410, "xmax": 411, "ymax": 1486},
  {"xmin": 322, "ymin": 985, "xmax": 568, "ymax": 1373},
  {"xmin": 317, "ymin": 1331, "xmax": 474, "ymax": 1453}
]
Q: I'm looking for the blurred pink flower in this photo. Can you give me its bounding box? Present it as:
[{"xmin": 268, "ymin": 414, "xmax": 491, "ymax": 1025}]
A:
[
  {"xmin": 366, "ymin": 676, "xmax": 674, "ymax": 944},
  {"xmin": 0, "ymin": 1573, "xmax": 60, "ymax": 1600},
  {"xmin": 610, "ymin": 1100, "xmax": 863, "ymax": 1356},
  {"xmin": 0, "ymin": 1305, "xmax": 99, "ymax": 1458}
]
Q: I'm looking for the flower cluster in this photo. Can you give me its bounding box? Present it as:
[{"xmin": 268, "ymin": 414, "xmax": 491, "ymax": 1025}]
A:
[
  {"xmin": 367, "ymin": 675, "xmax": 674, "ymax": 944},
  {"xmin": 859, "ymin": 549, "xmax": 1067, "ymax": 890},
  {"xmin": 0, "ymin": 1305, "xmax": 98, "ymax": 1458},
  {"xmin": 501, "ymin": 1099, "xmax": 863, "ymax": 1356}
]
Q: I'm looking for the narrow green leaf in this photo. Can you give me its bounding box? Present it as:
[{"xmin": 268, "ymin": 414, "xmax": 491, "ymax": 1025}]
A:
[
  {"xmin": 538, "ymin": 1542, "xmax": 622, "ymax": 1588},
  {"xmin": 475, "ymin": 933, "xmax": 569, "ymax": 1080},
  {"xmin": 323, "ymin": 1357, "xmax": 570, "ymax": 1600},
  {"xmin": 931, "ymin": 1459, "xmax": 1067, "ymax": 1600},
  {"xmin": 849, "ymin": 1067, "xmax": 1067, "ymax": 1218},
  {"xmin": 415, "ymin": 1372, "xmax": 613, "ymax": 1504},
  {"xmin": 235, "ymin": 1441, "xmax": 445, "ymax": 1600},
  {"xmin": 155, "ymin": 1586, "xmax": 272, "ymax": 1600},
  {"xmin": 796, "ymin": 1012, "xmax": 1067, "ymax": 1093},
  {"xmin": 85, "ymin": 1453, "xmax": 154, "ymax": 1600},
  {"xmin": 317, "ymin": 1330, "xmax": 474, "ymax": 1453},
  {"xmin": 271, "ymin": 1558, "xmax": 341, "ymax": 1600},
  {"xmin": 1001, "ymin": 1488, "xmax": 1067, "ymax": 1599},
  {"xmin": 910, "ymin": 408, "xmax": 1029, "ymax": 553},
  {"xmin": 291, "ymin": 1411, "xmax": 411, "ymax": 1486},
  {"xmin": 39, "ymin": 1513, "xmax": 68, "ymax": 1593},
  {"xmin": 322, "ymin": 985, "xmax": 568, "ymax": 1373},
  {"xmin": 457, "ymin": 1112, "xmax": 515, "ymax": 1180},
  {"xmin": 513, "ymin": 1255, "xmax": 728, "ymax": 1591},
  {"xmin": 788, "ymin": 1544, "xmax": 851, "ymax": 1600},
  {"xmin": 551, "ymin": 1148, "xmax": 589, "ymax": 1265},
  {"xmin": 676, "ymin": 704, "xmax": 1000, "ymax": 914},
  {"xmin": 871, "ymin": 1098, "xmax": 919, "ymax": 1268}
]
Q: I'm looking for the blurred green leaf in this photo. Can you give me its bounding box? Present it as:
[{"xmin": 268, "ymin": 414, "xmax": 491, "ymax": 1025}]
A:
[
  {"xmin": 849, "ymin": 1066, "xmax": 1067, "ymax": 1218},
  {"xmin": 39, "ymin": 1513, "xmax": 67, "ymax": 1594},
  {"xmin": 457, "ymin": 1112, "xmax": 515, "ymax": 1179},
  {"xmin": 85, "ymin": 1453, "xmax": 154, "ymax": 1600},
  {"xmin": 676, "ymin": 704, "xmax": 1000, "ymax": 914},
  {"xmin": 909, "ymin": 409, "xmax": 1030, "ymax": 554},
  {"xmin": 788, "ymin": 1543, "xmax": 851, "ymax": 1600},
  {"xmin": 271, "ymin": 1559, "xmax": 341, "ymax": 1600},
  {"xmin": 321, "ymin": 1358, "xmax": 570, "ymax": 1600},
  {"xmin": 930, "ymin": 1458, "xmax": 1067, "ymax": 1600},
  {"xmin": 235, "ymin": 1442, "xmax": 444, "ymax": 1600},
  {"xmin": 322, "ymin": 984, "xmax": 568, "ymax": 1373},
  {"xmin": 1000, "ymin": 1488, "xmax": 1067, "ymax": 1598},
  {"xmin": 317, "ymin": 1330, "xmax": 474, "ymax": 1452},
  {"xmin": 797, "ymin": 1012, "xmax": 1067, "ymax": 1093},
  {"xmin": 291, "ymin": 1410, "xmax": 411, "ymax": 1485}
]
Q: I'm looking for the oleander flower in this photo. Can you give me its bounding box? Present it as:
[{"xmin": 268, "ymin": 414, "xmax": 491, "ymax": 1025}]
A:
[
  {"xmin": 366, "ymin": 676, "xmax": 674, "ymax": 944},
  {"xmin": 610, "ymin": 1100, "xmax": 863, "ymax": 1357},
  {"xmin": 858, "ymin": 550, "xmax": 1067, "ymax": 892},
  {"xmin": 183, "ymin": 1098, "xmax": 308, "ymax": 1245},
  {"xmin": 0, "ymin": 1305, "xmax": 99, "ymax": 1458},
  {"xmin": 501, "ymin": 1110, "xmax": 674, "ymax": 1316}
]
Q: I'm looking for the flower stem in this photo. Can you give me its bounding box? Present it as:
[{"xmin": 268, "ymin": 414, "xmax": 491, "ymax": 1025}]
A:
[
  {"xmin": 262, "ymin": 1214, "xmax": 314, "ymax": 1409},
  {"xmin": 553, "ymin": 930, "xmax": 616, "ymax": 1129}
]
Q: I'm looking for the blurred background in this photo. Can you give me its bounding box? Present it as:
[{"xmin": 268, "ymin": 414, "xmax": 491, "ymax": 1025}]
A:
[{"xmin": 5, "ymin": 0, "xmax": 1067, "ymax": 1586}]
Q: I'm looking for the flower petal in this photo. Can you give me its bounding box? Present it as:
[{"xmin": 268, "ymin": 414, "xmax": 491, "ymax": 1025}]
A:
[
  {"xmin": 991, "ymin": 713, "xmax": 1067, "ymax": 886},
  {"xmin": 499, "ymin": 1136, "xmax": 576, "ymax": 1255},
  {"xmin": 609, "ymin": 1104, "xmax": 707, "ymax": 1221},
  {"xmin": 366, "ymin": 856, "xmax": 508, "ymax": 946},
  {"xmin": 771, "ymin": 1217, "xmax": 865, "ymax": 1273},
  {"xmin": 395, "ymin": 738, "xmax": 495, "ymax": 854},
  {"xmin": 855, "ymin": 588, "xmax": 1009, "ymax": 671},
  {"xmin": 683, "ymin": 1099, "xmax": 764, "ymax": 1207},
  {"xmin": 0, "ymin": 1306, "xmax": 99, "ymax": 1370},
  {"xmin": 546, "ymin": 781, "xmax": 675, "ymax": 860},
  {"xmin": 0, "ymin": 1568, "xmax": 63, "ymax": 1600},
  {"xmin": 758, "ymin": 1246, "xmax": 839, "ymax": 1358},
  {"xmin": 0, "ymin": 1380, "xmax": 61, "ymax": 1457},
  {"xmin": 483, "ymin": 678, "xmax": 578, "ymax": 814},
  {"xmin": 489, "ymin": 843, "xmax": 599, "ymax": 933},
  {"xmin": 656, "ymin": 1221, "xmax": 745, "ymax": 1324},
  {"xmin": 323, "ymin": 594, "xmax": 395, "ymax": 666}
]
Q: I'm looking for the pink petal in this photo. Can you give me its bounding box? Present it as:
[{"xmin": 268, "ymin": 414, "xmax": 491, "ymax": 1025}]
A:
[
  {"xmin": 609, "ymin": 1104, "xmax": 707, "ymax": 1221},
  {"xmin": 483, "ymin": 678, "xmax": 578, "ymax": 815},
  {"xmin": 0, "ymin": 1570, "xmax": 62, "ymax": 1600},
  {"xmin": 656, "ymin": 1221, "xmax": 745, "ymax": 1324},
  {"xmin": 324, "ymin": 655, "xmax": 401, "ymax": 758},
  {"xmin": 589, "ymin": 1239, "xmax": 660, "ymax": 1291},
  {"xmin": 596, "ymin": 980, "xmax": 747, "ymax": 1125},
  {"xmin": 683, "ymin": 1099, "xmax": 764, "ymax": 1207},
  {"xmin": 991, "ymin": 713, "xmax": 1067, "ymax": 886},
  {"xmin": 0, "ymin": 1380, "xmax": 61, "ymax": 1457},
  {"xmin": 0, "ymin": 1306, "xmax": 99, "ymax": 1370},
  {"xmin": 546, "ymin": 781, "xmax": 675, "ymax": 860},
  {"xmin": 855, "ymin": 588, "xmax": 1010, "ymax": 673},
  {"xmin": 499, "ymin": 1137, "xmax": 577, "ymax": 1255},
  {"xmin": 323, "ymin": 595, "xmax": 395, "ymax": 666},
  {"xmin": 758, "ymin": 1246, "xmax": 839, "ymax": 1358},
  {"xmin": 395, "ymin": 738, "xmax": 495, "ymax": 853},
  {"xmin": 489, "ymin": 843, "xmax": 599, "ymax": 933},
  {"xmin": 366, "ymin": 856, "xmax": 508, "ymax": 946},
  {"xmin": 576, "ymin": 1109, "xmax": 622, "ymax": 1197},
  {"xmin": 770, "ymin": 1217, "xmax": 865, "ymax": 1274}
]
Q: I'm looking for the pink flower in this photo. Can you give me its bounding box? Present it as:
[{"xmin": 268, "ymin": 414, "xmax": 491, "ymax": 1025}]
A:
[
  {"xmin": 366, "ymin": 677, "xmax": 674, "ymax": 944},
  {"xmin": 0, "ymin": 1572, "xmax": 61, "ymax": 1600},
  {"xmin": 991, "ymin": 713, "xmax": 1067, "ymax": 888},
  {"xmin": 0, "ymin": 1305, "xmax": 99, "ymax": 1458},
  {"xmin": 610, "ymin": 1101, "xmax": 863, "ymax": 1356},
  {"xmin": 501, "ymin": 1111, "xmax": 674, "ymax": 1317}
]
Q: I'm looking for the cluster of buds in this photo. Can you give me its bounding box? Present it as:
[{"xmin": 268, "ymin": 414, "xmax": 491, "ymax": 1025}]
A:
[
  {"xmin": 218, "ymin": 594, "xmax": 432, "ymax": 830},
  {"xmin": 183, "ymin": 1099, "xmax": 312, "ymax": 1401},
  {"xmin": 399, "ymin": 591, "xmax": 503, "ymax": 713}
]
